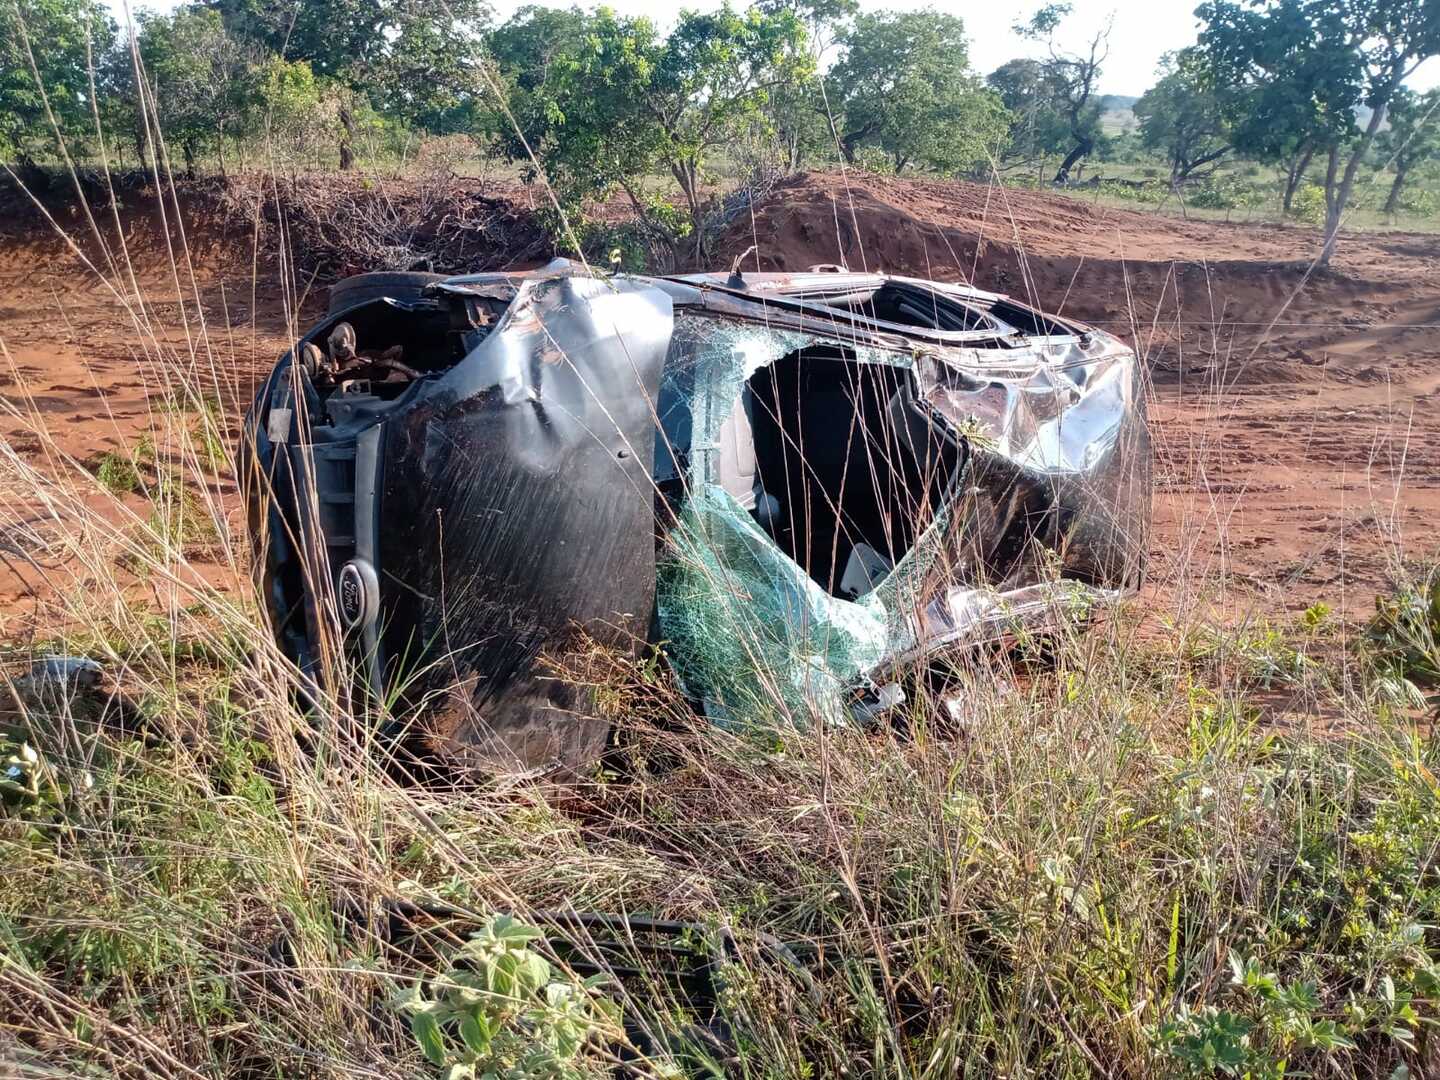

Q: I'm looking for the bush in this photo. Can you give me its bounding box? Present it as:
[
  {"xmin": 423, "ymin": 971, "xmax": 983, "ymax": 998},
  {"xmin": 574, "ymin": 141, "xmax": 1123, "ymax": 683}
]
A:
[
  {"xmin": 1400, "ymin": 188, "xmax": 1438, "ymax": 217},
  {"xmin": 392, "ymin": 915, "xmax": 624, "ymax": 1079},
  {"xmin": 1097, "ymin": 179, "xmax": 1166, "ymax": 205},
  {"xmin": 1188, "ymin": 174, "xmax": 1264, "ymax": 211},
  {"xmin": 1366, "ymin": 566, "xmax": 1440, "ymax": 711},
  {"xmin": 1289, "ymin": 182, "xmax": 1327, "ymax": 225}
]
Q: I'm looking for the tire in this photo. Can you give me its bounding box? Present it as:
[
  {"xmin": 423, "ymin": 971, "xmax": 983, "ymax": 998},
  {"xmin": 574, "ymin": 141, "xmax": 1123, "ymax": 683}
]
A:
[{"xmin": 328, "ymin": 271, "xmax": 448, "ymax": 315}]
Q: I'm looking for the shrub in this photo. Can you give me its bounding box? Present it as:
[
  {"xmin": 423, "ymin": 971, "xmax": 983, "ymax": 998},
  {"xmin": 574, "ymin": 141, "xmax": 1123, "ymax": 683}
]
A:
[
  {"xmin": 1289, "ymin": 182, "xmax": 1327, "ymax": 225},
  {"xmin": 1366, "ymin": 566, "xmax": 1440, "ymax": 711}
]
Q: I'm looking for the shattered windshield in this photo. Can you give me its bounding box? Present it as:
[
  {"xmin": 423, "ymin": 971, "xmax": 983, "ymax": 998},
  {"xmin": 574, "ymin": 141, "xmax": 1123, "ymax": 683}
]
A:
[{"xmin": 654, "ymin": 313, "xmax": 961, "ymax": 728}]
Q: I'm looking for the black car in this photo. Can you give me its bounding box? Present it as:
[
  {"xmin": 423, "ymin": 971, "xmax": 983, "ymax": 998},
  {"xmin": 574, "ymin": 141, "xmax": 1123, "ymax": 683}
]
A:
[{"xmin": 243, "ymin": 261, "xmax": 1150, "ymax": 772}]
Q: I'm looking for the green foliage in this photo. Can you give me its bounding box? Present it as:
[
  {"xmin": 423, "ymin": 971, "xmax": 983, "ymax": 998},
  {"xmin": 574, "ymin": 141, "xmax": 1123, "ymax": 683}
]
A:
[
  {"xmin": 1400, "ymin": 185, "xmax": 1438, "ymax": 216},
  {"xmin": 1196, "ymin": 0, "xmax": 1440, "ymax": 255},
  {"xmin": 481, "ymin": 5, "xmax": 593, "ymax": 172},
  {"xmin": 135, "ymin": 6, "xmax": 257, "ymax": 174},
  {"xmin": 488, "ymin": 3, "xmax": 809, "ymax": 258},
  {"xmin": 94, "ymin": 449, "xmax": 141, "ymax": 495},
  {"xmin": 252, "ymin": 56, "xmax": 329, "ymax": 162},
  {"xmin": 1366, "ymin": 565, "xmax": 1440, "ymax": 710},
  {"xmin": 1289, "ymin": 181, "xmax": 1327, "ymax": 224},
  {"xmin": 1134, "ymin": 50, "xmax": 1229, "ymax": 183},
  {"xmin": 1094, "ymin": 179, "xmax": 1167, "ymax": 205},
  {"xmin": 212, "ymin": 0, "xmax": 489, "ymax": 165},
  {"xmin": 988, "ymin": 57, "xmax": 1073, "ymax": 167},
  {"xmin": 212, "ymin": 0, "xmax": 489, "ymax": 124},
  {"xmin": 0, "ymin": 0, "xmax": 115, "ymax": 166},
  {"xmin": 392, "ymin": 914, "xmax": 624, "ymax": 1079},
  {"xmin": 1377, "ymin": 88, "xmax": 1440, "ymax": 213},
  {"xmin": 828, "ymin": 10, "xmax": 1009, "ymax": 174},
  {"xmin": 1187, "ymin": 173, "xmax": 1266, "ymax": 211},
  {"xmin": 1156, "ymin": 954, "xmax": 1360, "ymax": 1079}
]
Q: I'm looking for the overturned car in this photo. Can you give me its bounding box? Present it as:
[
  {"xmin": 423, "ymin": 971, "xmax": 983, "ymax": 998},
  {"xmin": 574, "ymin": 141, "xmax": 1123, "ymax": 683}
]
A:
[{"xmin": 243, "ymin": 261, "xmax": 1150, "ymax": 771}]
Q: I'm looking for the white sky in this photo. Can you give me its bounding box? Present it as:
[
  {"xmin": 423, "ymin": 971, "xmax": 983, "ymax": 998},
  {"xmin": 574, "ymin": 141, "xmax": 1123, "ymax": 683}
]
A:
[{"xmin": 109, "ymin": 0, "xmax": 1440, "ymax": 98}]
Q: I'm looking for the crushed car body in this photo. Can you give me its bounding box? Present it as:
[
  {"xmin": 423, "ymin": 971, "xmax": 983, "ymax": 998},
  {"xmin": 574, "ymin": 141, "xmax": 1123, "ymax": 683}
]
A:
[{"xmin": 243, "ymin": 260, "xmax": 1150, "ymax": 771}]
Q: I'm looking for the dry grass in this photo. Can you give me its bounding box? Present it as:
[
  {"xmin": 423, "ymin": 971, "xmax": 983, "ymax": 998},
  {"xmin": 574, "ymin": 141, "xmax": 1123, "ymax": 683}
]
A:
[{"xmin": 1, "ymin": 67, "xmax": 1439, "ymax": 1080}]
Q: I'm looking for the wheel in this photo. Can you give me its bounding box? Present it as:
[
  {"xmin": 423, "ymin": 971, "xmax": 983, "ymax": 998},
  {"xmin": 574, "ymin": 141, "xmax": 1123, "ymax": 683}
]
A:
[{"xmin": 327, "ymin": 271, "xmax": 448, "ymax": 315}]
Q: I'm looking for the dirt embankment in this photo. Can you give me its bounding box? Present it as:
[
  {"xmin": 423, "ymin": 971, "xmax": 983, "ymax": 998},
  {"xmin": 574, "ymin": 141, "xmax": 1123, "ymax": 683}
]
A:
[{"xmin": 3, "ymin": 169, "xmax": 1439, "ymax": 629}]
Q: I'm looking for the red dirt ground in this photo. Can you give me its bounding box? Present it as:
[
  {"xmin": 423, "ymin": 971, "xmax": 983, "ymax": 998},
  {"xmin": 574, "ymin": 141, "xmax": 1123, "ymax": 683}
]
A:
[{"xmin": 3, "ymin": 170, "xmax": 1438, "ymax": 641}]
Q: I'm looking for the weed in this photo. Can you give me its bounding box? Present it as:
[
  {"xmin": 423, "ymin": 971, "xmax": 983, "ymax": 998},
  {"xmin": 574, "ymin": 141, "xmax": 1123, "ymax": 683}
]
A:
[
  {"xmin": 94, "ymin": 450, "xmax": 141, "ymax": 495},
  {"xmin": 1366, "ymin": 566, "xmax": 1440, "ymax": 711},
  {"xmin": 392, "ymin": 914, "xmax": 629, "ymax": 1079}
]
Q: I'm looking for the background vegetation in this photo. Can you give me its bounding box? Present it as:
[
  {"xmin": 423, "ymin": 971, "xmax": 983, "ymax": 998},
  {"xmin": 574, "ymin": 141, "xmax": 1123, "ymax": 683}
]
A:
[{"xmin": 3, "ymin": 0, "xmax": 1439, "ymax": 266}]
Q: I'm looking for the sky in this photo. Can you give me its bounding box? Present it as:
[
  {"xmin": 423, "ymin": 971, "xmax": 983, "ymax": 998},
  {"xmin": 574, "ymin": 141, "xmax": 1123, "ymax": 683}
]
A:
[{"xmin": 108, "ymin": 0, "xmax": 1440, "ymax": 99}]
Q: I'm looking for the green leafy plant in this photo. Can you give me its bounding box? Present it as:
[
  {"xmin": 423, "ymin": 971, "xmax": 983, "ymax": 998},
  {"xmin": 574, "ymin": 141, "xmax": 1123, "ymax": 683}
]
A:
[
  {"xmin": 1366, "ymin": 566, "xmax": 1440, "ymax": 711},
  {"xmin": 94, "ymin": 451, "xmax": 141, "ymax": 495},
  {"xmin": 392, "ymin": 914, "xmax": 624, "ymax": 1080},
  {"xmin": 1288, "ymin": 182, "xmax": 1327, "ymax": 225}
]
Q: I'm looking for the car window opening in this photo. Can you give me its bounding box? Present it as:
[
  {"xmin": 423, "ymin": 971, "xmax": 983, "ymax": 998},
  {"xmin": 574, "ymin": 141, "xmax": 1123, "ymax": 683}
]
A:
[
  {"xmin": 793, "ymin": 281, "xmax": 999, "ymax": 334},
  {"xmin": 301, "ymin": 292, "xmax": 512, "ymax": 404}
]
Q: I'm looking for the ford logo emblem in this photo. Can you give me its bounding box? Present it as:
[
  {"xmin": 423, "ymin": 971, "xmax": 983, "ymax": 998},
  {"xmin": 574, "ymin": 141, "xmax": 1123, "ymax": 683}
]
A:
[{"xmin": 337, "ymin": 560, "xmax": 378, "ymax": 630}]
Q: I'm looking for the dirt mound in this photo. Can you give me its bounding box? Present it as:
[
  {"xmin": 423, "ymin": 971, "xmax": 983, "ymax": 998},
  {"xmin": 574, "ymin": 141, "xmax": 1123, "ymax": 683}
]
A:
[
  {"xmin": 0, "ymin": 170, "xmax": 557, "ymax": 284},
  {"xmin": 715, "ymin": 169, "xmax": 1437, "ymax": 281},
  {"xmin": 716, "ymin": 170, "xmax": 1439, "ymax": 382}
]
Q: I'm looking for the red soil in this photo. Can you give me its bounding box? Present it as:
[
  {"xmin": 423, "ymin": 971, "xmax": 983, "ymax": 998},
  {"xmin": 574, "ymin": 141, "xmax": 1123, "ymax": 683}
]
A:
[{"xmin": 4, "ymin": 170, "xmax": 1439, "ymax": 648}]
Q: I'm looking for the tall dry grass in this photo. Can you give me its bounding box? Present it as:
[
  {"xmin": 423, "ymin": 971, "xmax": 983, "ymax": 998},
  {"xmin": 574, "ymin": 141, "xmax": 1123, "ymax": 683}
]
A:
[{"xmin": 1, "ymin": 19, "xmax": 1439, "ymax": 1079}]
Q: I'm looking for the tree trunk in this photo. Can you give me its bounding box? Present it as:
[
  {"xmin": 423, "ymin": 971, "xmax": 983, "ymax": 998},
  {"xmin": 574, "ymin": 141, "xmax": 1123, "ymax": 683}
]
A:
[
  {"xmin": 1319, "ymin": 98, "xmax": 1389, "ymax": 266},
  {"xmin": 1281, "ymin": 145, "xmax": 1314, "ymax": 213},
  {"xmin": 1052, "ymin": 139, "xmax": 1091, "ymax": 184},
  {"xmin": 671, "ymin": 158, "xmax": 705, "ymax": 265},
  {"xmin": 1383, "ymin": 164, "xmax": 1408, "ymax": 216},
  {"xmin": 338, "ymin": 105, "xmax": 356, "ymax": 171},
  {"xmin": 183, "ymin": 140, "xmax": 197, "ymax": 180},
  {"xmin": 134, "ymin": 124, "xmax": 153, "ymax": 184}
]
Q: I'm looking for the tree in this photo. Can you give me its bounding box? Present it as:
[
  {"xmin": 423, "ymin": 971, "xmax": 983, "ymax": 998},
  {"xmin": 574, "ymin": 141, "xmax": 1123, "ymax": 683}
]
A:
[
  {"xmin": 135, "ymin": 6, "xmax": 258, "ymax": 177},
  {"xmin": 827, "ymin": 10, "xmax": 1009, "ymax": 174},
  {"xmin": 1134, "ymin": 50, "xmax": 1231, "ymax": 186},
  {"xmin": 252, "ymin": 56, "xmax": 330, "ymax": 174},
  {"xmin": 1376, "ymin": 87, "xmax": 1440, "ymax": 215},
  {"xmin": 1014, "ymin": 3, "xmax": 1111, "ymax": 183},
  {"xmin": 0, "ymin": 0, "xmax": 115, "ymax": 179},
  {"xmin": 210, "ymin": 0, "xmax": 491, "ymax": 168},
  {"xmin": 1196, "ymin": 0, "xmax": 1440, "ymax": 263},
  {"xmin": 754, "ymin": 0, "xmax": 856, "ymax": 171},
  {"xmin": 987, "ymin": 57, "xmax": 1072, "ymax": 178},
  {"xmin": 481, "ymin": 5, "xmax": 592, "ymax": 171},
  {"xmin": 516, "ymin": 4, "xmax": 809, "ymax": 262}
]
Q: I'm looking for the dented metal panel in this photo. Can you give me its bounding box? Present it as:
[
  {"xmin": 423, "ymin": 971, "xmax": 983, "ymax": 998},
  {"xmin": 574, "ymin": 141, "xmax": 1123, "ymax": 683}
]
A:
[{"xmin": 373, "ymin": 276, "xmax": 672, "ymax": 770}]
